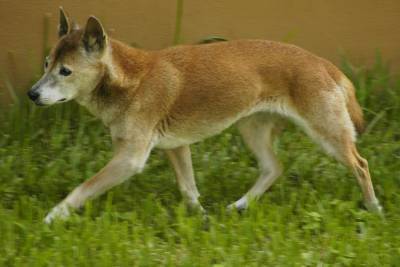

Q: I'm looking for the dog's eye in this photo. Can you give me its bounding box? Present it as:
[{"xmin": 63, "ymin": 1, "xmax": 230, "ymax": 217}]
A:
[
  {"xmin": 44, "ymin": 57, "xmax": 49, "ymax": 70},
  {"xmin": 59, "ymin": 67, "xmax": 72, "ymax": 76}
]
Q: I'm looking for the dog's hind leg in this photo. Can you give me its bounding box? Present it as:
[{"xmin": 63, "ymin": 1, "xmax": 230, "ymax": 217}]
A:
[
  {"xmin": 228, "ymin": 114, "xmax": 283, "ymax": 210},
  {"xmin": 292, "ymin": 88, "xmax": 382, "ymax": 214},
  {"xmin": 165, "ymin": 145, "xmax": 204, "ymax": 212}
]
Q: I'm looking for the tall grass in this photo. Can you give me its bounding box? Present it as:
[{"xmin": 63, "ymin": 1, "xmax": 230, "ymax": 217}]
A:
[{"xmin": 0, "ymin": 57, "xmax": 399, "ymax": 265}]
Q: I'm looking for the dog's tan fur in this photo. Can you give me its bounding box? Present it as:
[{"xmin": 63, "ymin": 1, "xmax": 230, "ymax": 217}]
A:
[{"xmin": 28, "ymin": 9, "xmax": 381, "ymax": 223}]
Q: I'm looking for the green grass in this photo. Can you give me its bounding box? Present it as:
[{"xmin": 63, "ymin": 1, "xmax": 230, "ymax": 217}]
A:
[{"xmin": 1, "ymin": 59, "xmax": 400, "ymax": 266}]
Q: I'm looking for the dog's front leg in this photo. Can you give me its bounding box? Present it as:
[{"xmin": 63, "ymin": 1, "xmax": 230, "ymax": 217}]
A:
[
  {"xmin": 44, "ymin": 139, "xmax": 152, "ymax": 223},
  {"xmin": 165, "ymin": 145, "xmax": 203, "ymax": 212}
]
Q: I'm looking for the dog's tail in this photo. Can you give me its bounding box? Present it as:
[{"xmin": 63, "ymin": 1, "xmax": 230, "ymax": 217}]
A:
[
  {"xmin": 341, "ymin": 76, "xmax": 365, "ymax": 135},
  {"xmin": 196, "ymin": 36, "xmax": 228, "ymax": 44}
]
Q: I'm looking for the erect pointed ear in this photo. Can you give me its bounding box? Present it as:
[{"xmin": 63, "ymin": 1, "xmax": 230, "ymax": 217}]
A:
[
  {"xmin": 58, "ymin": 7, "xmax": 71, "ymax": 38},
  {"xmin": 82, "ymin": 16, "xmax": 107, "ymax": 53}
]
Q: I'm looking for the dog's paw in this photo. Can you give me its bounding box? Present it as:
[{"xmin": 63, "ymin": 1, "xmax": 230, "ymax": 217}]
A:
[
  {"xmin": 188, "ymin": 202, "xmax": 206, "ymax": 214},
  {"xmin": 227, "ymin": 196, "xmax": 248, "ymax": 212},
  {"xmin": 44, "ymin": 203, "xmax": 71, "ymax": 224},
  {"xmin": 365, "ymin": 199, "xmax": 384, "ymax": 218}
]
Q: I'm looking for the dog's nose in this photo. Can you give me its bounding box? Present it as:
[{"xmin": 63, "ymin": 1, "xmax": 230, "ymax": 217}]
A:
[{"xmin": 27, "ymin": 90, "xmax": 40, "ymax": 101}]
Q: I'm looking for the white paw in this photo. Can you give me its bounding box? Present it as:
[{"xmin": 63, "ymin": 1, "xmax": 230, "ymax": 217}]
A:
[
  {"xmin": 365, "ymin": 199, "xmax": 384, "ymax": 216},
  {"xmin": 44, "ymin": 203, "xmax": 71, "ymax": 224},
  {"xmin": 227, "ymin": 196, "xmax": 248, "ymax": 211}
]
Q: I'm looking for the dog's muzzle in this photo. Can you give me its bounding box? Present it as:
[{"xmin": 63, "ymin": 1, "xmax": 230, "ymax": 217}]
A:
[{"xmin": 27, "ymin": 90, "xmax": 40, "ymax": 101}]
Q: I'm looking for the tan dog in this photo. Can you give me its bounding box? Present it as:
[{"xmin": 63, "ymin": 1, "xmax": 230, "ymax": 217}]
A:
[{"xmin": 27, "ymin": 8, "xmax": 382, "ymax": 223}]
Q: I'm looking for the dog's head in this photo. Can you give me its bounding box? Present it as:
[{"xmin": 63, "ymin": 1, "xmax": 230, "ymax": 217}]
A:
[{"xmin": 27, "ymin": 8, "xmax": 108, "ymax": 106}]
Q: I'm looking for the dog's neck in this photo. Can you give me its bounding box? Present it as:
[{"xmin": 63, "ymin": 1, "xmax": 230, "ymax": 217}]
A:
[
  {"xmin": 104, "ymin": 39, "xmax": 151, "ymax": 84},
  {"xmin": 76, "ymin": 39, "xmax": 152, "ymax": 126}
]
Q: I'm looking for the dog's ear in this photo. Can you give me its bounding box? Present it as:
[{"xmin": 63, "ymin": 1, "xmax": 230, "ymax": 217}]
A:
[
  {"xmin": 82, "ymin": 16, "xmax": 107, "ymax": 53},
  {"xmin": 59, "ymin": 7, "xmax": 71, "ymax": 38}
]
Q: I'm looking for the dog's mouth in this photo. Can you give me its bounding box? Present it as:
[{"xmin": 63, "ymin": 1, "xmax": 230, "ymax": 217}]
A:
[
  {"xmin": 34, "ymin": 98, "xmax": 67, "ymax": 107},
  {"xmin": 34, "ymin": 100, "xmax": 47, "ymax": 106}
]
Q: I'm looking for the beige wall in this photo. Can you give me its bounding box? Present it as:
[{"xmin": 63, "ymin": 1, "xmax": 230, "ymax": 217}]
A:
[{"xmin": 1, "ymin": 0, "xmax": 399, "ymax": 103}]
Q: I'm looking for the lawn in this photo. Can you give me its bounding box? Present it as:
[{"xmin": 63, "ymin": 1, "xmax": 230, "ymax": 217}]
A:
[{"xmin": 0, "ymin": 59, "xmax": 399, "ymax": 266}]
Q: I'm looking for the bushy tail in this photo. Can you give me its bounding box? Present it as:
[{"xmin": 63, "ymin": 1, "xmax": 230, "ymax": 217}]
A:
[{"xmin": 341, "ymin": 76, "xmax": 365, "ymax": 135}]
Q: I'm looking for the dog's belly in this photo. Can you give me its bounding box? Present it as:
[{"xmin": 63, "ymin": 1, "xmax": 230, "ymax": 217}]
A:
[
  {"xmin": 154, "ymin": 102, "xmax": 271, "ymax": 149},
  {"xmin": 155, "ymin": 119, "xmax": 237, "ymax": 149},
  {"xmin": 155, "ymin": 135, "xmax": 203, "ymax": 149}
]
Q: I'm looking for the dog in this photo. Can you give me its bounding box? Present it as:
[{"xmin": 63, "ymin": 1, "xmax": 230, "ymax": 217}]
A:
[{"xmin": 27, "ymin": 8, "xmax": 382, "ymax": 223}]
